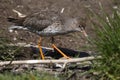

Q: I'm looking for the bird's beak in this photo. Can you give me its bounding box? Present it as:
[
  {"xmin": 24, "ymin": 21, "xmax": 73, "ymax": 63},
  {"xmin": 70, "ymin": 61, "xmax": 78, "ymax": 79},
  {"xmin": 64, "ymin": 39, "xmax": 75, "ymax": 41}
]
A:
[
  {"xmin": 81, "ymin": 30, "xmax": 88, "ymax": 37},
  {"xmin": 79, "ymin": 26, "xmax": 88, "ymax": 37}
]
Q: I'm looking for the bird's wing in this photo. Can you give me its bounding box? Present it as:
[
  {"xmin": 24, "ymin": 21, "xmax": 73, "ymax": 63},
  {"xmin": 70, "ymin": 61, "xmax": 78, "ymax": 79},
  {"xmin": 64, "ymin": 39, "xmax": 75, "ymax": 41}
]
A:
[{"xmin": 7, "ymin": 10, "xmax": 62, "ymax": 31}]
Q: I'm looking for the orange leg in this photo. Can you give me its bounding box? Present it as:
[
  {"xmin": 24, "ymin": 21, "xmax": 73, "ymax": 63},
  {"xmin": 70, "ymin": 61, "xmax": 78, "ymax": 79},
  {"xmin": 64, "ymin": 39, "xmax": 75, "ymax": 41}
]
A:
[
  {"xmin": 52, "ymin": 44, "xmax": 70, "ymax": 59},
  {"xmin": 38, "ymin": 37, "xmax": 45, "ymax": 60}
]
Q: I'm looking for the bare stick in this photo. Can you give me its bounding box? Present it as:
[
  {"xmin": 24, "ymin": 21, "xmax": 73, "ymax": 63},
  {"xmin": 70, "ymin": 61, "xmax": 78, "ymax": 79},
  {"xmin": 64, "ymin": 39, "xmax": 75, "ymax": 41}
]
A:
[
  {"xmin": 61, "ymin": 8, "xmax": 65, "ymax": 13},
  {"xmin": 12, "ymin": 9, "xmax": 26, "ymax": 18},
  {"xmin": 9, "ymin": 43, "xmax": 53, "ymax": 50},
  {"xmin": 0, "ymin": 56, "xmax": 101, "ymax": 66}
]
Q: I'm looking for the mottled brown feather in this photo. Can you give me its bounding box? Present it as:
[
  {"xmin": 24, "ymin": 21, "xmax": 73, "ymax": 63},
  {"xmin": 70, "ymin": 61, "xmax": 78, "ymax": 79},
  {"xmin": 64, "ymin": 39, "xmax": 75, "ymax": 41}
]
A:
[{"xmin": 8, "ymin": 10, "xmax": 63, "ymax": 31}]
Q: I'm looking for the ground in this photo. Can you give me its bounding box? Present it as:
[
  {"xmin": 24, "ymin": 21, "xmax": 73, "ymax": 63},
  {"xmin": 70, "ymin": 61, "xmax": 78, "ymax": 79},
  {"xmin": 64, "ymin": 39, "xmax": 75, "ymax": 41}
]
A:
[
  {"xmin": 0, "ymin": 0, "xmax": 119, "ymax": 80},
  {"xmin": 0, "ymin": 0, "xmax": 115, "ymax": 51}
]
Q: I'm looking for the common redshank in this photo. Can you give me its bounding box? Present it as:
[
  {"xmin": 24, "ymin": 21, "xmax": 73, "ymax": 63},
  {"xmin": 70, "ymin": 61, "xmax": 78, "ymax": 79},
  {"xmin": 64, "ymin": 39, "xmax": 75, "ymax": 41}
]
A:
[{"xmin": 7, "ymin": 10, "xmax": 88, "ymax": 60}]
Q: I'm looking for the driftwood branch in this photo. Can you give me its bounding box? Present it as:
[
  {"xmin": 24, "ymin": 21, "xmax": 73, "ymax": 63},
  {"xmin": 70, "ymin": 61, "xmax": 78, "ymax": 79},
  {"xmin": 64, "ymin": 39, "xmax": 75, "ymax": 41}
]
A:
[
  {"xmin": 12, "ymin": 9, "xmax": 26, "ymax": 18},
  {"xmin": 9, "ymin": 43, "xmax": 53, "ymax": 50},
  {"xmin": 0, "ymin": 56, "xmax": 101, "ymax": 66}
]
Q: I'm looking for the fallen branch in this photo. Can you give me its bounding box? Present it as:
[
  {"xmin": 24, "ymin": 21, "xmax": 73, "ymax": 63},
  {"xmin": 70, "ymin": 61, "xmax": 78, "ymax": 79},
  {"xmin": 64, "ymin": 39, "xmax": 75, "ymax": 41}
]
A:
[
  {"xmin": 9, "ymin": 43, "xmax": 53, "ymax": 50},
  {"xmin": 12, "ymin": 9, "xmax": 26, "ymax": 18},
  {"xmin": 0, "ymin": 56, "xmax": 101, "ymax": 66}
]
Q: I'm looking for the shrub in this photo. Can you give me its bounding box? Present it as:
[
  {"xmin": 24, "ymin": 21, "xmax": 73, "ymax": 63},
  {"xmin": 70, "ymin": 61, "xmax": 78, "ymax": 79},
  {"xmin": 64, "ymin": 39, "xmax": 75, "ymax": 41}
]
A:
[{"xmin": 89, "ymin": 4, "xmax": 120, "ymax": 80}]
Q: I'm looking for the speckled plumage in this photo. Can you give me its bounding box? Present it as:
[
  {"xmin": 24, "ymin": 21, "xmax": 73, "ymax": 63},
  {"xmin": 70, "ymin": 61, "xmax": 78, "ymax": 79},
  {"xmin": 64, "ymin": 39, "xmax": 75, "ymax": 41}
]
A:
[{"xmin": 7, "ymin": 10, "xmax": 86, "ymax": 37}]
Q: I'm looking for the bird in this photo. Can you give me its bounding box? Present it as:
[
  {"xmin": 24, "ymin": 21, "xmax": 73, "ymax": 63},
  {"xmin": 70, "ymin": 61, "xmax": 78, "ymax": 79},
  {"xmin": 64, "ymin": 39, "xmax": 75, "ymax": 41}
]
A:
[{"xmin": 7, "ymin": 9, "xmax": 88, "ymax": 60}]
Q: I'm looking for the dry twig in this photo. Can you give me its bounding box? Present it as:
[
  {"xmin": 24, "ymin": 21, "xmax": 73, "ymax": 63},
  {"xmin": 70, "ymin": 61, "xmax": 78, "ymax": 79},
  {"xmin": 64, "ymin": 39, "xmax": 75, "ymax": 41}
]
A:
[{"xmin": 0, "ymin": 56, "xmax": 101, "ymax": 66}]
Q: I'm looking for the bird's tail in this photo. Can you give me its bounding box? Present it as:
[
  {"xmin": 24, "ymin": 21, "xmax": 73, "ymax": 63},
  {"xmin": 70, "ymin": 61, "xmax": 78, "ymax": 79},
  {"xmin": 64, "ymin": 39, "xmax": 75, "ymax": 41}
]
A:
[
  {"xmin": 7, "ymin": 17, "xmax": 25, "ymax": 26},
  {"xmin": 7, "ymin": 17, "xmax": 18, "ymax": 23}
]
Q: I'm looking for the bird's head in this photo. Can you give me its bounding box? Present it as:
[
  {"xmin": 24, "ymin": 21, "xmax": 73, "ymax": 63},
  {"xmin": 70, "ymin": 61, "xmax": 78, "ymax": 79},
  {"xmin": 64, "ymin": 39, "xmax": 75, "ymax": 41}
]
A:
[{"xmin": 67, "ymin": 17, "xmax": 88, "ymax": 37}]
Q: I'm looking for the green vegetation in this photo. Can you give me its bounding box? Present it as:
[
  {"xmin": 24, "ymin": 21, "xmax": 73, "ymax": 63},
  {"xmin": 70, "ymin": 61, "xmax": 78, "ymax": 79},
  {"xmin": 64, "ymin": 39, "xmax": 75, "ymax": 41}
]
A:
[
  {"xmin": 0, "ymin": 71, "xmax": 60, "ymax": 80},
  {"xmin": 89, "ymin": 4, "xmax": 120, "ymax": 80},
  {"xmin": 0, "ymin": 36, "xmax": 12, "ymax": 60},
  {"xmin": 0, "ymin": 36, "xmax": 22, "ymax": 61}
]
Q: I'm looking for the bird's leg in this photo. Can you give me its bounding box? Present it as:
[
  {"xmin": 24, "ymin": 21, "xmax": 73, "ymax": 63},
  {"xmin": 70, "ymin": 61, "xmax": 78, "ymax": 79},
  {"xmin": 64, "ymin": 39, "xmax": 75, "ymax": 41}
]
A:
[
  {"xmin": 38, "ymin": 37, "xmax": 45, "ymax": 60},
  {"xmin": 51, "ymin": 37, "xmax": 70, "ymax": 59},
  {"xmin": 52, "ymin": 44, "xmax": 70, "ymax": 59}
]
